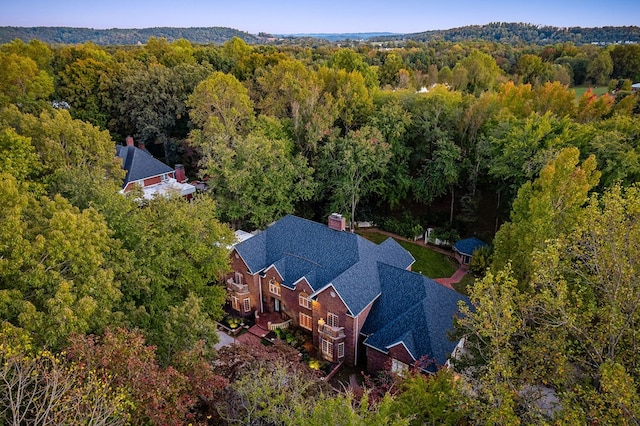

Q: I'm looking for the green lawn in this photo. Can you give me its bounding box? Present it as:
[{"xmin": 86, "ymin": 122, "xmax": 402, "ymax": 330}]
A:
[
  {"xmin": 573, "ymin": 85, "xmax": 609, "ymax": 100},
  {"xmin": 452, "ymin": 273, "xmax": 476, "ymax": 297},
  {"xmin": 358, "ymin": 232, "xmax": 457, "ymax": 279}
]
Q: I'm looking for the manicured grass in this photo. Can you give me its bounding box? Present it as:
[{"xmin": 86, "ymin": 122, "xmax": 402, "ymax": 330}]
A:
[
  {"xmin": 573, "ymin": 85, "xmax": 609, "ymax": 100},
  {"xmin": 452, "ymin": 273, "xmax": 476, "ymax": 297},
  {"xmin": 358, "ymin": 232, "xmax": 457, "ymax": 279}
]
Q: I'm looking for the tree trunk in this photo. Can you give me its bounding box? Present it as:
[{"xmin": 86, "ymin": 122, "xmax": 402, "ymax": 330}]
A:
[
  {"xmin": 449, "ymin": 186, "xmax": 455, "ymax": 224},
  {"xmin": 495, "ymin": 189, "xmax": 501, "ymax": 234}
]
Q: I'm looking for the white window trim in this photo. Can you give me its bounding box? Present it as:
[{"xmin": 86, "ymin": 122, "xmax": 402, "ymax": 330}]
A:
[
  {"xmin": 299, "ymin": 293, "xmax": 311, "ymax": 309},
  {"xmin": 231, "ymin": 295, "xmax": 239, "ymax": 311},
  {"xmin": 327, "ymin": 312, "xmax": 339, "ymax": 328},
  {"xmin": 269, "ymin": 279, "xmax": 281, "ymax": 296},
  {"xmin": 299, "ymin": 312, "xmax": 312, "ymax": 330},
  {"xmin": 337, "ymin": 342, "xmax": 345, "ymax": 359},
  {"xmin": 321, "ymin": 338, "xmax": 333, "ymax": 359},
  {"xmin": 235, "ymin": 272, "xmax": 244, "ymax": 285},
  {"xmin": 243, "ymin": 298, "xmax": 251, "ymax": 312}
]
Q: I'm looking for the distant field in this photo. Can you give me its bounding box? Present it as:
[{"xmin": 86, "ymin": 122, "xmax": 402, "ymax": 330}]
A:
[{"xmin": 573, "ymin": 86, "xmax": 609, "ymax": 99}]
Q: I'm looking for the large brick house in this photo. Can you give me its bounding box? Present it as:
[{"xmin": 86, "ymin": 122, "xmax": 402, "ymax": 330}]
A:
[
  {"xmin": 228, "ymin": 214, "xmax": 469, "ymax": 373},
  {"xmin": 115, "ymin": 136, "xmax": 195, "ymax": 199}
]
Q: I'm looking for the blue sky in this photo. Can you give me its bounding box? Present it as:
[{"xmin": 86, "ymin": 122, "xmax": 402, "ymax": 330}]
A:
[{"xmin": 2, "ymin": 0, "xmax": 638, "ymax": 34}]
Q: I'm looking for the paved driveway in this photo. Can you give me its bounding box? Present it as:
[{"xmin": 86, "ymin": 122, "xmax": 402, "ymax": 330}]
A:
[{"xmin": 215, "ymin": 330, "xmax": 236, "ymax": 350}]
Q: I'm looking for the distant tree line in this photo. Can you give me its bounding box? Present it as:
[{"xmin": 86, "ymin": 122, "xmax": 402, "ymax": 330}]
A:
[
  {"xmin": 374, "ymin": 22, "xmax": 640, "ymax": 45},
  {"xmin": 0, "ymin": 26, "xmax": 263, "ymax": 45},
  {"xmin": 1, "ymin": 22, "xmax": 640, "ymax": 46}
]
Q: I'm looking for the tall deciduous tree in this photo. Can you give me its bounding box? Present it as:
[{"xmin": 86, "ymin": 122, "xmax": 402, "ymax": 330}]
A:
[
  {"xmin": 458, "ymin": 50, "xmax": 503, "ymax": 96},
  {"xmin": 0, "ymin": 52, "xmax": 53, "ymax": 113},
  {"xmin": 587, "ymin": 50, "xmax": 613, "ymax": 85},
  {"xmin": 369, "ymin": 97, "xmax": 412, "ymax": 208},
  {"xmin": 66, "ymin": 328, "xmax": 227, "ymax": 425},
  {"xmin": 319, "ymin": 126, "xmax": 391, "ymax": 229},
  {"xmin": 0, "ymin": 173, "xmax": 122, "ymax": 349},
  {"xmin": 318, "ymin": 66, "xmax": 373, "ymax": 133},
  {"xmin": 195, "ymin": 116, "xmax": 315, "ymax": 229},
  {"xmin": 456, "ymin": 265, "xmax": 523, "ymax": 425},
  {"xmin": 188, "ymin": 70, "xmax": 254, "ymax": 145},
  {"xmin": 329, "ymin": 48, "xmax": 379, "ymax": 90},
  {"xmin": 0, "ymin": 329, "xmax": 129, "ymax": 426},
  {"xmin": 492, "ymin": 147, "xmax": 600, "ymax": 287},
  {"xmin": 255, "ymin": 59, "xmax": 338, "ymax": 158}
]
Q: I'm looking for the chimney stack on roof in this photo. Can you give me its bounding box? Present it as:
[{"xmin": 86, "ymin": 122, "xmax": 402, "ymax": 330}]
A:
[
  {"xmin": 126, "ymin": 136, "xmax": 134, "ymax": 146},
  {"xmin": 328, "ymin": 213, "xmax": 346, "ymax": 232},
  {"xmin": 175, "ymin": 164, "xmax": 186, "ymax": 183}
]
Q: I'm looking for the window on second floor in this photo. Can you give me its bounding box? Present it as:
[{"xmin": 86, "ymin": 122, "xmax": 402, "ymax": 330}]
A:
[
  {"xmin": 269, "ymin": 279, "xmax": 281, "ymax": 296},
  {"xmin": 234, "ymin": 272, "xmax": 244, "ymax": 285},
  {"xmin": 299, "ymin": 293, "xmax": 311, "ymax": 309},
  {"xmin": 327, "ymin": 312, "xmax": 339, "ymax": 328}
]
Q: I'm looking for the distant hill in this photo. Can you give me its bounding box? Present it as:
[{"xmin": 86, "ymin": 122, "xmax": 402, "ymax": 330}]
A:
[
  {"xmin": 281, "ymin": 32, "xmax": 399, "ymax": 42},
  {"xmin": 0, "ymin": 26, "xmax": 263, "ymax": 45},
  {"xmin": 371, "ymin": 22, "xmax": 640, "ymax": 45},
  {"xmin": 2, "ymin": 23, "xmax": 639, "ymax": 46}
]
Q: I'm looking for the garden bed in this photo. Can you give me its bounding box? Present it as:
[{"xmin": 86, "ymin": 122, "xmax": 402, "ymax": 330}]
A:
[{"xmin": 217, "ymin": 314, "xmax": 250, "ymax": 336}]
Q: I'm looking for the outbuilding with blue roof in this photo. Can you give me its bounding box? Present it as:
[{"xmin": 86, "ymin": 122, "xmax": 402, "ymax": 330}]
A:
[{"xmin": 453, "ymin": 237, "xmax": 488, "ymax": 266}]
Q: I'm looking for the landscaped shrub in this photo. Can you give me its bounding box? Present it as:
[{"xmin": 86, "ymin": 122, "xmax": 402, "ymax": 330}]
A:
[
  {"xmin": 379, "ymin": 213, "xmax": 423, "ymax": 239},
  {"xmin": 469, "ymin": 245, "xmax": 492, "ymax": 276},
  {"xmin": 430, "ymin": 228, "xmax": 459, "ymax": 247}
]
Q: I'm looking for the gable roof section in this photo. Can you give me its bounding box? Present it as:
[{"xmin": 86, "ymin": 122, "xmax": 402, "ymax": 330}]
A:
[
  {"xmin": 116, "ymin": 144, "xmax": 173, "ymax": 188},
  {"xmin": 234, "ymin": 215, "xmax": 415, "ymax": 315},
  {"xmin": 362, "ymin": 263, "xmax": 470, "ymax": 370},
  {"xmin": 453, "ymin": 237, "xmax": 488, "ymax": 257}
]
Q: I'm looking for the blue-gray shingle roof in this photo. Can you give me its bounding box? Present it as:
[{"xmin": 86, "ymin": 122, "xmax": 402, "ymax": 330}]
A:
[
  {"xmin": 453, "ymin": 237, "xmax": 488, "ymax": 257},
  {"xmin": 362, "ymin": 263, "xmax": 470, "ymax": 371},
  {"xmin": 116, "ymin": 144, "xmax": 173, "ymax": 188},
  {"xmin": 234, "ymin": 215, "xmax": 415, "ymax": 315}
]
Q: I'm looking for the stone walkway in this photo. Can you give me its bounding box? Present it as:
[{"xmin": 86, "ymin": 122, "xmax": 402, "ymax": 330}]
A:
[{"xmin": 434, "ymin": 266, "xmax": 468, "ymax": 290}]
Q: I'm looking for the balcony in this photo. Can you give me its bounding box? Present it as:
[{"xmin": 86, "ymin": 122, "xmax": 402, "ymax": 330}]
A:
[
  {"xmin": 267, "ymin": 319, "xmax": 292, "ymax": 331},
  {"xmin": 227, "ymin": 278, "xmax": 249, "ymax": 294},
  {"xmin": 318, "ymin": 323, "xmax": 346, "ymax": 340}
]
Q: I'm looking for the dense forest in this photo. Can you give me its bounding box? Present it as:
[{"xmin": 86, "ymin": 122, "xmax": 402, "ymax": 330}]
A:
[{"xmin": 1, "ymin": 33, "xmax": 640, "ymax": 424}]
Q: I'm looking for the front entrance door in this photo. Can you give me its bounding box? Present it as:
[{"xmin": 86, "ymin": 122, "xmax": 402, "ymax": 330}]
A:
[{"xmin": 274, "ymin": 298, "xmax": 280, "ymax": 312}]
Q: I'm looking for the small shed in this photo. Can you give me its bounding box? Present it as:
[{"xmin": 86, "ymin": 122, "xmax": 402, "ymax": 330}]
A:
[{"xmin": 453, "ymin": 237, "xmax": 488, "ymax": 265}]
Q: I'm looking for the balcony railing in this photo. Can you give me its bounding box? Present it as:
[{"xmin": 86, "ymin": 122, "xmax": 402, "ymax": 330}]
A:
[
  {"xmin": 226, "ymin": 278, "xmax": 249, "ymax": 294},
  {"xmin": 318, "ymin": 323, "xmax": 346, "ymax": 340},
  {"xmin": 267, "ymin": 319, "xmax": 291, "ymax": 331}
]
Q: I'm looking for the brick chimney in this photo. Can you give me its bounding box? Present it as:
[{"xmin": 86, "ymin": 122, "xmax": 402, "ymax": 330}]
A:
[
  {"xmin": 328, "ymin": 213, "xmax": 346, "ymax": 232},
  {"xmin": 174, "ymin": 164, "xmax": 186, "ymax": 183},
  {"xmin": 126, "ymin": 135, "xmax": 134, "ymax": 146}
]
